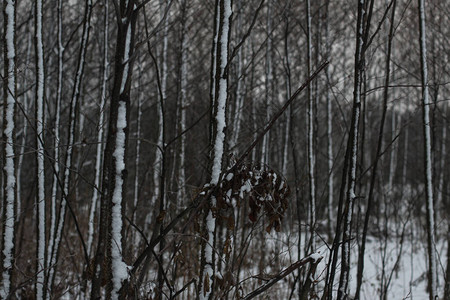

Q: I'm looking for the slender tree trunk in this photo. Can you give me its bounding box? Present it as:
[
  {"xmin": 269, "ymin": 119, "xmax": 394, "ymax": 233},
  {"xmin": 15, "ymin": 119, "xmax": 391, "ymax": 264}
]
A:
[
  {"xmin": 152, "ymin": 0, "xmax": 169, "ymax": 208},
  {"xmin": 177, "ymin": 0, "xmax": 188, "ymax": 203},
  {"xmin": 230, "ymin": 0, "xmax": 244, "ymax": 151},
  {"xmin": 324, "ymin": 0, "xmax": 334, "ymax": 239},
  {"xmin": 282, "ymin": 6, "xmax": 291, "ymax": 177},
  {"xmin": 1, "ymin": 0, "xmax": 17, "ymax": 297},
  {"xmin": 305, "ymin": 0, "xmax": 316, "ymax": 253},
  {"xmin": 133, "ymin": 77, "xmax": 141, "ymax": 222},
  {"xmin": 87, "ymin": 0, "xmax": 109, "ymax": 258},
  {"xmin": 199, "ymin": 1, "xmax": 232, "ymax": 298},
  {"xmin": 355, "ymin": 1, "xmax": 396, "ymax": 298},
  {"xmin": 91, "ymin": 2, "xmax": 137, "ymax": 298},
  {"xmin": 35, "ymin": 0, "xmax": 46, "ymax": 297},
  {"xmin": 337, "ymin": 0, "xmax": 368, "ymax": 298},
  {"xmin": 47, "ymin": 0, "xmax": 63, "ymax": 281},
  {"xmin": 387, "ymin": 110, "xmax": 396, "ymax": 194},
  {"xmin": 418, "ymin": 0, "xmax": 437, "ymax": 298},
  {"xmin": 261, "ymin": 0, "xmax": 272, "ymax": 166},
  {"xmin": 16, "ymin": 33, "xmax": 32, "ymax": 221},
  {"xmin": 445, "ymin": 203, "xmax": 450, "ymax": 299},
  {"xmin": 210, "ymin": 0, "xmax": 221, "ymax": 147},
  {"xmin": 436, "ymin": 108, "xmax": 446, "ymax": 214},
  {"xmin": 156, "ymin": 2, "xmax": 169, "ymax": 298},
  {"xmin": 47, "ymin": 1, "xmax": 93, "ymax": 295}
]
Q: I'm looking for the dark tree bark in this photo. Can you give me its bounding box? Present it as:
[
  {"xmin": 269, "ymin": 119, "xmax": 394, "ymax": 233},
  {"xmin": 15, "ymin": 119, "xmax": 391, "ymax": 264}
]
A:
[
  {"xmin": 355, "ymin": 1, "xmax": 397, "ymax": 298},
  {"xmin": 91, "ymin": 1, "xmax": 138, "ymax": 299}
]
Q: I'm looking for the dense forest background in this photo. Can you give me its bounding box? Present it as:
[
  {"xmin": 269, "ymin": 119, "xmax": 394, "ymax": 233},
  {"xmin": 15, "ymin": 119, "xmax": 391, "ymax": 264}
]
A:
[{"xmin": 1, "ymin": 0, "xmax": 449, "ymax": 299}]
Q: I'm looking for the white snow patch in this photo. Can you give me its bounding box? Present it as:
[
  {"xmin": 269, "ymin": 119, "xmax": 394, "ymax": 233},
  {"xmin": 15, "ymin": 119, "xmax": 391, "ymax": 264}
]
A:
[{"xmin": 111, "ymin": 101, "xmax": 130, "ymax": 299}]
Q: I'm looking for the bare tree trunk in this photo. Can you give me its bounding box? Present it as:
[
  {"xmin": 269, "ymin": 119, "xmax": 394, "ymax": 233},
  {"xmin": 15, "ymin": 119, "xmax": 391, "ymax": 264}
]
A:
[
  {"xmin": 418, "ymin": 0, "xmax": 437, "ymax": 298},
  {"xmin": 177, "ymin": 0, "xmax": 188, "ymax": 204},
  {"xmin": 1, "ymin": 0, "xmax": 17, "ymax": 297},
  {"xmin": 133, "ymin": 75, "xmax": 141, "ymax": 223},
  {"xmin": 230, "ymin": 0, "xmax": 244, "ymax": 151},
  {"xmin": 16, "ymin": 33, "xmax": 32, "ymax": 221},
  {"xmin": 91, "ymin": 2, "xmax": 137, "ymax": 298},
  {"xmin": 35, "ymin": 0, "xmax": 46, "ymax": 297},
  {"xmin": 87, "ymin": 0, "xmax": 109, "ymax": 258},
  {"xmin": 261, "ymin": 0, "xmax": 272, "ymax": 166},
  {"xmin": 324, "ymin": 0, "xmax": 334, "ymax": 239},
  {"xmin": 436, "ymin": 108, "xmax": 446, "ymax": 217},
  {"xmin": 156, "ymin": 3, "xmax": 169, "ymax": 298},
  {"xmin": 337, "ymin": 0, "xmax": 370, "ymax": 298},
  {"xmin": 355, "ymin": 1, "xmax": 396, "ymax": 298},
  {"xmin": 305, "ymin": 0, "xmax": 316, "ymax": 253},
  {"xmin": 47, "ymin": 0, "xmax": 63, "ymax": 283},
  {"xmin": 445, "ymin": 205, "xmax": 450, "ymax": 299},
  {"xmin": 47, "ymin": 0, "xmax": 93, "ymax": 295},
  {"xmin": 198, "ymin": 1, "xmax": 232, "ymax": 298},
  {"xmin": 282, "ymin": 5, "xmax": 291, "ymax": 178}
]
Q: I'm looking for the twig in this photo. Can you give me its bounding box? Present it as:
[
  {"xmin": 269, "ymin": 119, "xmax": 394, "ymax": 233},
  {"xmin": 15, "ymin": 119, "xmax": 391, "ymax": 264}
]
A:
[{"xmin": 242, "ymin": 255, "xmax": 323, "ymax": 300}]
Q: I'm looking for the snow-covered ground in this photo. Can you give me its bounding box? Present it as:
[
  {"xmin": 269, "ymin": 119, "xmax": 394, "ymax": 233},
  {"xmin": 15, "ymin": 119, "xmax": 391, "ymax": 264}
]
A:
[{"xmin": 257, "ymin": 229, "xmax": 447, "ymax": 299}]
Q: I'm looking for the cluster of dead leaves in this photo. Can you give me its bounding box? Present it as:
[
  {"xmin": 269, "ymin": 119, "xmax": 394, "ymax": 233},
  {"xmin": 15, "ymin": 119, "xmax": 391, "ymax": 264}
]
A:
[{"xmin": 202, "ymin": 162, "xmax": 290, "ymax": 233}]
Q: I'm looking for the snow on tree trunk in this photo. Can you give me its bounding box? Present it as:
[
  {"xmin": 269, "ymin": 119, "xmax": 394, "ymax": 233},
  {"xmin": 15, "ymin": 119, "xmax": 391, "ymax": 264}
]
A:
[
  {"xmin": 1, "ymin": 1, "xmax": 17, "ymax": 298},
  {"xmin": 47, "ymin": 0, "xmax": 93, "ymax": 294},
  {"xmin": 210, "ymin": 0, "xmax": 231, "ymax": 186},
  {"xmin": 87, "ymin": 0, "xmax": 108, "ymax": 257},
  {"xmin": 35, "ymin": 0, "xmax": 46, "ymax": 298},
  {"xmin": 90, "ymin": 2, "xmax": 137, "ymax": 296},
  {"xmin": 110, "ymin": 99, "xmax": 129, "ymax": 299},
  {"xmin": 418, "ymin": 0, "xmax": 438, "ymax": 298},
  {"xmin": 200, "ymin": 1, "xmax": 232, "ymax": 299}
]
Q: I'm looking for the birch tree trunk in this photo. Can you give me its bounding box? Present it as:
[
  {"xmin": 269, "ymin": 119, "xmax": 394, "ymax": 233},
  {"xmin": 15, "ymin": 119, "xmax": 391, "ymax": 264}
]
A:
[
  {"xmin": 418, "ymin": 0, "xmax": 438, "ymax": 298},
  {"xmin": 177, "ymin": 0, "xmax": 188, "ymax": 203},
  {"xmin": 16, "ymin": 33, "xmax": 32, "ymax": 221},
  {"xmin": 1, "ymin": 0, "xmax": 17, "ymax": 297},
  {"xmin": 47, "ymin": 1, "xmax": 93, "ymax": 294},
  {"xmin": 47, "ymin": 0, "xmax": 63, "ymax": 277},
  {"xmin": 35, "ymin": 0, "xmax": 46, "ymax": 297},
  {"xmin": 261, "ymin": 0, "xmax": 272, "ymax": 166},
  {"xmin": 133, "ymin": 75, "xmax": 141, "ymax": 222},
  {"xmin": 323, "ymin": 0, "xmax": 334, "ymax": 239},
  {"xmin": 305, "ymin": 0, "xmax": 316, "ymax": 253},
  {"xmin": 230, "ymin": 0, "xmax": 244, "ymax": 151},
  {"xmin": 152, "ymin": 0, "xmax": 169, "ymax": 209},
  {"xmin": 87, "ymin": 0, "xmax": 109, "ymax": 258},
  {"xmin": 282, "ymin": 5, "xmax": 291, "ymax": 179}
]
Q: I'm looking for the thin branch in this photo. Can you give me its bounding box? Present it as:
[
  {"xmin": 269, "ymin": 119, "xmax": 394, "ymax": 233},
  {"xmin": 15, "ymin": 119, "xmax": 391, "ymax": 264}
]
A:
[
  {"xmin": 226, "ymin": 0, "xmax": 265, "ymax": 72},
  {"xmin": 242, "ymin": 255, "xmax": 323, "ymax": 300}
]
